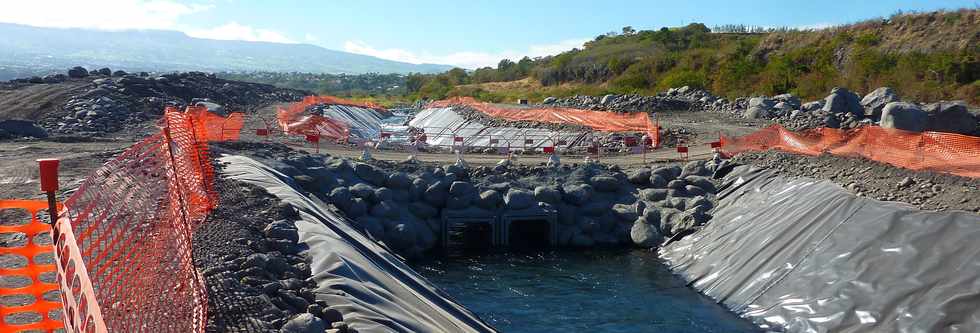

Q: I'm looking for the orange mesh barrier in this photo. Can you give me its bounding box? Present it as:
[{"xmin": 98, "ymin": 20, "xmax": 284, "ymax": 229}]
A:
[
  {"xmin": 49, "ymin": 106, "xmax": 238, "ymax": 332},
  {"xmin": 429, "ymin": 97, "xmax": 660, "ymax": 146},
  {"xmin": 0, "ymin": 200, "xmax": 65, "ymax": 333},
  {"xmin": 276, "ymin": 95, "xmax": 385, "ymax": 139},
  {"xmin": 720, "ymin": 125, "xmax": 980, "ymax": 178},
  {"xmin": 183, "ymin": 106, "xmax": 245, "ymax": 141}
]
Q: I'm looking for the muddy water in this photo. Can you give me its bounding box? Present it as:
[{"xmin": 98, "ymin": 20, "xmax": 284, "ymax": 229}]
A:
[{"xmin": 413, "ymin": 249, "xmax": 760, "ymax": 332}]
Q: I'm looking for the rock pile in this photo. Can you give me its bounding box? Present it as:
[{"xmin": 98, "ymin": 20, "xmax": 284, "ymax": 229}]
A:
[
  {"xmin": 215, "ymin": 142, "xmax": 727, "ymax": 257},
  {"xmin": 542, "ymin": 85, "xmax": 978, "ymax": 135},
  {"xmin": 542, "ymin": 93, "xmax": 692, "ymax": 112},
  {"xmin": 194, "ymin": 176, "xmax": 354, "ymax": 332},
  {"xmin": 28, "ymin": 69, "xmax": 307, "ymax": 136}
]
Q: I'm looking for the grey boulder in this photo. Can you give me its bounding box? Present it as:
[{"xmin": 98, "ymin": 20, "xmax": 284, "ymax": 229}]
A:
[
  {"xmin": 860, "ymin": 87, "xmax": 899, "ymax": 118},
  {"xmin": 880, "ymin": 102, "xmax": 928, "ymax": 132}
]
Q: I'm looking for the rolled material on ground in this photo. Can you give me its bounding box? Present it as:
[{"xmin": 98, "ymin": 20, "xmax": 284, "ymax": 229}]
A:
[
  {"xmin": 218, "ymin": 155, "xmax": 496, "ymax": 333},
  {"xmin": 661, "ymin": 165, "xmax": 980, "ymax": 332}
]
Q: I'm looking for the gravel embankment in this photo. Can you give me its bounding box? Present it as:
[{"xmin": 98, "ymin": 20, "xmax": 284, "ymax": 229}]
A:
[{"xmin": 732, "ymin": 150, "xmax": 980, "ymax": 213}]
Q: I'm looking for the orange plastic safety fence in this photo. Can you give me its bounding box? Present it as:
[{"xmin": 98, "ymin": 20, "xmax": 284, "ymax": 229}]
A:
[
  {"xmin": 54, "ymin": 106, "xmax": 235, "ymax": 332},
  {"xmin": 720, "ymin": 125, "xmax": 980, "ymax": 178},
  {"xmin": 276, "ymin": 95, "xmax": 386, "ymax": 139},
  {"xmin": 0, "ymin": 200, "xmax": 64, "ymax": 333},
  {"xmin": 429, "ymin": 97, "xmax": 660, "ymax": 146},
  {"xmin": 178, "ymin": 106, "xmax": 245, "ymax": 141}
]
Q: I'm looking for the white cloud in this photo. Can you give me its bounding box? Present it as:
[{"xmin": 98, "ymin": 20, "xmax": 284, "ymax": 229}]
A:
[
  {"xmin": 343, "ymin": 38, "xmax": 590, "ymax": 68},
  {"xmin": 186, "ymin": 22, "xmax": 296, "ymax": 43},
  {"xmin": 0, "ymin": 0, "xmax": 296, "ymax": 43},
  {"xmin": 0, "ymin": 0, "xmax": 213, "ymax": 30}
]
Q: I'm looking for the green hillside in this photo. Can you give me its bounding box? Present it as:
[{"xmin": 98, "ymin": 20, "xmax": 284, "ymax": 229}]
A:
[{"xmin": 407, "ymin": 9, "xmax": 978, "ymax": 104}]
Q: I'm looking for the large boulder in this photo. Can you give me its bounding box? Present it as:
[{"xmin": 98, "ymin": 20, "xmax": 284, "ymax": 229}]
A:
[
  {"xmin": 743, "ymin": 106, "xmax": 770, "ymax": 119},
  {"xmin": 651, "ymin": 165, "xmax": 681, "ymax": 181},
  {"xmin": 562, "ymin": 184, "xmax": 593, "ymax": 205},
  {"xmin": 67, "ymin": 66, "xmax": 89, "ymax": 78},
  {"xmin": 800, "ymin": 100, "xmax": 824, "ymax": 112},
  {"xmin": 386, "ymin": 172, "xmax": 412, "ymax": 189},
  {"xmin": 533, "ymin": 186, "xmax": 562, "ymax": 204},
  {"xmin": 354, "ymin": 163, "xmax": 386, "ymax": 186},
  {"xmin": 923, "ymin": 101, "xmax": 977, "ymax": 135},
  {"xmin": 448, "ymin": 181, "xmax": 474, "ymax": 196},
  {"xmin": 590, "ymin": 176, "xmax": 620, "ymax": 192},
  {"xmin": 504, "ymin": 188, "xmax": 535, "ymax": 210},
  {"xmin": 822, "ymin": 87, "xmax": 863, "ymax": 117},
  {"xmin": 601, "ymin": 94, "xmax": 618, "ymax": 105},
  {"xmin": 476, "ymin": 190, "xmax": 502, "ymax": 209},
  {"xmin": 639, "ymin": 188, "xmax": 668, "ymax": 202},
  {"xmin": 424, "ymin": 181, "xmax": 449, "ymax": 207},
  {"xmin": 880, "ymin": 102, "xmax": 928, "ymax": 132},
  {"xmin": 748, "ymin": 97, "xmax": 775, "ymax": 109},
  {"xmin": 408, "ymin": 202, "xmax": 438, "ymax": 219},
  {"xmin": 630, "ymin": 220, "xmax": 662, "ymax": 247},
  {"xmin": 387, "ymin": 223, "xmax": 418, "ymax": 251},
  {"xmin": 628, "ymin": 168, "xmax": 651, "ymax": 185},
  {"xmin": 773, "ymin": 93, "xmax": 801, "ymax": 108},
  {"xmin": 860, "ymin": 87, "xmax": 900, "ymax": 118}
]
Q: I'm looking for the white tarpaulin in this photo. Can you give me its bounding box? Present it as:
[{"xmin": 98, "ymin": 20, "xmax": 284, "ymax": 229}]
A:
[{"xmin": 408, "ymin": 107, "xmax": 586, "ymax": 149}]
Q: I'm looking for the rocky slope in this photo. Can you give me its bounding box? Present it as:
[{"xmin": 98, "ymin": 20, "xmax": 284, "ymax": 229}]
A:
[{"xmin": 0, "ymin": 68, "xmax": 309, "ymax": 138}]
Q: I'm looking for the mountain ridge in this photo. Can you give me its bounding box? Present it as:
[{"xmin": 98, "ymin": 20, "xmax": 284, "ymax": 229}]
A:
[{"xmin": 0, "ymin": 23, "xmax": 452, "ymax": 80}]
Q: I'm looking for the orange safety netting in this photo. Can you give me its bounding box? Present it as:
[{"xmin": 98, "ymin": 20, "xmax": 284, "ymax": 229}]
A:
[
  {"xmin": 429, "ymin": 97, "xmax": 660, "ymax": 146},
  {"xmin": 0, "ymin": 200, "xmax": 64, "ymax": 333},
  {"xmin": 720, "ymin": 125, "xmax": 980, "ymax": 178},
  {"xmin": 48, "ymin": 106, "xmax": 236, "ymax": 333},
  {"xmin": 183, "ymin": 106, "xmax": 245, "ymax": 141},
  {"xmin": 277, "ymin": 96, "xmax": 385, "ymax": 139}
]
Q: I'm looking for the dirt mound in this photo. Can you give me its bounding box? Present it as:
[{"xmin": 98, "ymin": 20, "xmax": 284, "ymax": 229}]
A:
[{"xmin": 732, "ymin": 150, "xmax": 980, "ymax": 213}]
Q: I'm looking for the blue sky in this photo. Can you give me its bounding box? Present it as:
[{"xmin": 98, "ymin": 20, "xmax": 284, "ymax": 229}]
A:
[{"xmin": 1, "ymin": 0, "xmax": 975, "ymax": 68}]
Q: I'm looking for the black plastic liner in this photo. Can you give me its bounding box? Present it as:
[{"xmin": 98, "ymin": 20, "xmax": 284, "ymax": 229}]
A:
[
  {"xmin": 218, "ymin": 155, "xmax": 496, "ymax": 333},
  {"xmin": 661, "ymin": 165, "xmax": 980, "ymax": 332}
]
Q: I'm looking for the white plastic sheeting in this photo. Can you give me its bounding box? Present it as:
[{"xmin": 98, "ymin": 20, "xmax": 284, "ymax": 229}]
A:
[
  {"xmin": 218, "ymin": 155, "xmax": 496, "ymax": 333},
  {"xmin": 319, "ymin": 105, "xmax": 388, "ymax": 140},
  {"xmin": 408, "ymin": 107, "xmax": 586, "ymax": 149},
  {"xmin": 661, "ymin": 165, "xmax": 980, "ymax": 332}
]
